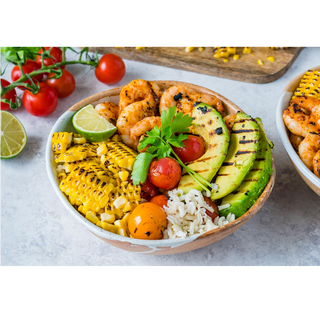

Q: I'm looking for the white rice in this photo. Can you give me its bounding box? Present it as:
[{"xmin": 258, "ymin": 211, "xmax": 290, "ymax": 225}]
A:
[{"xmin": 163, "ymin": 189, "xmax": 235, "ymax": 239}]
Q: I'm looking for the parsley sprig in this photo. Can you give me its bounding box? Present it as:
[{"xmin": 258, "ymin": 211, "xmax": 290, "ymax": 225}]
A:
[{"xmin": 131, "ymin": 106, "xmax": 212, "ymax": 192}]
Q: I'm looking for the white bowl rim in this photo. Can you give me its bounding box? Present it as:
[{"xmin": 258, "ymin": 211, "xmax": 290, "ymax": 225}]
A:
[{"xmin": 276, "ymin": 66, "xmax": 320, "ymax": 189}]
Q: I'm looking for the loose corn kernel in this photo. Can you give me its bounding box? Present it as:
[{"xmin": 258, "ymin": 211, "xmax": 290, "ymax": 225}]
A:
[
  {"xmin": 223, "ymin": 59, "xmax": 228, "ymax": 63},
  {"xmin": 227, "ymin": 47, "xmax": 236, "ymax": 55},
  {"xmin": 112, "ymin": 134, "xmax": 122, "ymax": 142},
  {"xmin": 101, "ymin": 212, "xmax": 115, "ymax": 223},
  {"xmin": 97, "ymin": 144, "xmax": 108, "ymax": 156},
  {"xmin": 257, "ymin": 59, "xmax": 264, "ymax": 66},
  {"xmin": 113, "ymin": 195, "xmax": 128, "ymax": 209},
  {"xmin": 73, "ymin": 137, "xmax": 87, "ymax": 144},
  {"xmin": 185, "ymin": 47, "xmax": 196, "ymax": 52},
  {"xmin": 267, "ymin": 56, "xmax": 275, "ymax": 62},
  {"xmin": 58, "ymin": 173, "xmax": 67, "ymax": 181},
  {"xmin": 123, "ymin": 201, "xmax": 132, "ymax": 213},
  {"xmin": 86, "ymin": 211, "xmax": 100, "ymax": 224},
  {"xmin": 233, "ymin": 54, "xmax": 240, "ymax": 61},
  {"xmin": 136, "ymin": 44, "xmax": 146, "ymax": 50},
  {"xmin": 117, "ymin": 228, "xmax": 127, "ymax": 237},
  {"xmin": 198, "ymin": 47, "xmax": 205, "ymax": 52},
  {"xmin": 101, "ymin": 222, "xmax": 119, "ymax": 233},
  {"xmin": 243, "ymin": 47, "xmax": 251, "ymax": 54}
]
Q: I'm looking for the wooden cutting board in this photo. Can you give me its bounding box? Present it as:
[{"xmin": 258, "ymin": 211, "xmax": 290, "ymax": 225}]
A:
[{"xmin": 89, "ymin": 47, "xmax": 303, "ymax": 84}]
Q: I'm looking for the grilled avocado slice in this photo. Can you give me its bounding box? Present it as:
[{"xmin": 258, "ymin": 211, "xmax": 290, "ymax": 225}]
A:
[
  {"xmin": 178, "ymin": 103, "xmax": 230, "ymax": 194},
  {"xmin": 211, "ymin": 112, "xmax": 259, "ymax": 200},
  {"xmin": 219, "ymin": 118, "xmax": 273, "ymax": 218}
]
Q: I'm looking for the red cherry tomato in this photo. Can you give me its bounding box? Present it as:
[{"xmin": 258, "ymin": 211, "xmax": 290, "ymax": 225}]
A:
[
  {"xmin": 140, "ymin": 177, "xmax": 159, "ymax": 201},
  {"xmin": 11, "ymin": 60, "xmax": 43, "ymax": 90},
  {"xmin": 148, "ymin": 158, "xmax": 181, "ymax": 189},
  {"xmin": 36, "ymin": 47, "xmax": 64, "ymax": 68},
  {"xmin": 203, "ymin": 196, "xmax": 219, "ymax": 220},
  {"xmin": 173, "ymin": 135, "xmax": 205, "ymax": 163},
  {"xmin": 95, "ymin": 54, "xmax": 125, "ymax": 85},
  {"xmin": 150, "ymin": 195, "xmax": 169, "ymax": 208},
  {"xmin": 45, "ymin": 69, "xmax": 75, "ymax": 98},
  {"xmin": 22, "ymin": 83, "xmax": 58, "ymax": 117},
  {"xmin": 1, "ymin": 79, "xmax": 17, "ymax": 111}
]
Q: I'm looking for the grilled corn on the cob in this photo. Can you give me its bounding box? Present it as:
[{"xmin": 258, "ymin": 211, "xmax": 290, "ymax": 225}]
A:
[{"xmin": 292, "ymin": 70, "xmax": 320, "ymax": 100}]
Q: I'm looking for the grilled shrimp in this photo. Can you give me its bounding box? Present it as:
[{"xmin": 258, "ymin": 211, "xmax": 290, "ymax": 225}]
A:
[
  {"xmin": 291, "ymin": 96, "xmax": 320, "ymax": 128},
  {"xmin": 224, "ymin": 114, "xmax": 236, "ymax": 134},
  {"xmin": 130, "ymin": 116, "xmax": 161, "ymax": 141},
  {"xmin": 313, "ymin": 150, "xmax": 320, "ymax": 178},
  {"xmin": 298, "ymin": 132, "xmax": 320, "ymax": 170},
  {"xmin": 119, "ymin": 79, "xmax": 162, "ymax": 114},
  {"xmin": 159, "ymin": 86, "xmax": 224, "ymax": 116},
  {"xmin": 95, "ymin": 102, "xmax": 119, "ymax": 126},
  {"xmin": 289, "ymin": 132, "xmax": 304, "ymax": 152},
  {"xmin": 116, "ymin": 100, "xmax": 156, "ymax": 150},
  {"xmin": 283, "ymin": 100, "xmax": 320, "ymax": 137}
]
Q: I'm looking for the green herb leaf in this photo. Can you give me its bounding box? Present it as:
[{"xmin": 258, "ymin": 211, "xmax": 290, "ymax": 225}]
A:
[
  {"xmin": 170, "ymin": 111, "xmax": 193, "ymax": 134},
  {"xmin": 160, "ymin": 106, "xmax": 176, "ymax": 134},
  {"xmin": 156, "ymin": 144, "xmax": 171, "ymax": 159},
  {"xmin": 167, "ymin": 133, "xmax": 189, "ymax": 148},
  {"xmin": 131, "ymin": 153, "xmax": 156, "ymax": 185}
]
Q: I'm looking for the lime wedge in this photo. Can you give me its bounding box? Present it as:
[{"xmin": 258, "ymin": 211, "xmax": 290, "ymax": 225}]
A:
[
  {"xmin": 1, "ymin": 111, "xmax": 27, "ymax": 159},
  {"xmin": 72, "ymin": 104, "xmax": 117, "ymax": 142}
]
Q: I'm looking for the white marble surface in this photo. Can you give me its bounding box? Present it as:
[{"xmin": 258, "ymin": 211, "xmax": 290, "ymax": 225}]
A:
[{"xmin": 1, "ymin": 48, "xmax": 319, "ymax": 266}]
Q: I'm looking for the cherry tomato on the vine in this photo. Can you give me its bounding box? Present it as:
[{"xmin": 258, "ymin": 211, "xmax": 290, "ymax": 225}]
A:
[
  {"xmin": 95, "ymin": 54, "xmax": 125, "ymax": 85},
  {"xmin": 22, "ymin": 83, "xmax": 58, "ymax": 117},
  {"xmin": 45, "ymin": 69, "xmax": 75, "ymax": 98},
  {"xmin": 173, "ymin": 134, "xmax": 205, "ymax": 163},
  {"xmin": 148, "ymin": 157, "xmax": 181, "ymax": 190},
  {"xmin": 140, "ymin": 177, "xmax": 159, "ymax": 201},
  {"xmin": 150, "ymin": 195, "xmax": 169, "ymax": 208},
  {"xmin": 203, "ymin": 196, "xmax": 219, "ymax": 221},
  {"xmin": 36, "ymin": 47, "xmax": 64, "ymax": 68},
  {"xmin": 11, "ymin": 60, "xmax": 43, "ymax": 90},
  {"xmin": 1, "ymin": 79, "xmax": 17, "ymax": 111}
]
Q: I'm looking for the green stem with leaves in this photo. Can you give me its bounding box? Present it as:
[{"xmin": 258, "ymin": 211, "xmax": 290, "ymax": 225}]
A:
[{"xmin": 0, "ymin": 44, "xmax": 99, "ymax": 109}]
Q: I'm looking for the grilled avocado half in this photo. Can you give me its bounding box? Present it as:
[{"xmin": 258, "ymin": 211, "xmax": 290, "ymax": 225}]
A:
[
  {"xmin": 211, "ymin": 112, "xmax": 260, "ymax": 200},
  {"xmin": 178, "ymin": 103, "xmax": 230, "ymax": 194},
  {"xmin": 219, "ymin": 118, "xmax": 273, "ymax": 218}
]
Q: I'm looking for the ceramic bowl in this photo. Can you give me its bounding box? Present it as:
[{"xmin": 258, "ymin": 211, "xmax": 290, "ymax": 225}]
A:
[
  {"xmin": 276, "ymin": 66, "xmax": 320, "ymax": 196},
  {"xmin": 46, "ymin": 81, "xmax": 276, "ymax": 255}
]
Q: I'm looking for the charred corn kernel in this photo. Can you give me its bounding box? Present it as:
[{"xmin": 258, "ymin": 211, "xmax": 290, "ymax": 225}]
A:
[
  {"xmin": 101, "ymin": 212, "xmax": 115, "ymax": 223},
  {"xmin": 257, "ymin": 59, "xmax": 264, "ymax": 66},
  {"xmin": 267, "ymin": 56, "xmax": 275, "ymax": 62},
  {"xmin": 213, "ymin": 47, "xmax": 237, "ymax": 59},
  {"xmin": 113, "ymin": 196, "xmax": 128, "ymax": 209},
  {"xmin": 52, "ymin": 132, "xmax": 73, "ymax": 154},
  {"xmin": 119, "ymin": 170, "xmax": 129, "ymax": 181},
  {"xmin": 198, "ymin": 47, "xmax": 205, "ymax": 52},
  {"xmin": 101, "ymin": 221, "xmax": 119, "ymax": 233},
  {"xmin": 58, "ymin": 173, "xmax": 67, "ymax": 181},
  {"xmin": 270, "ymin": 47, "xmax": 287, "ymax": 50},
  {"xmin": 136, "ymin": 44, "xmax": 146, "ymax": 50},
  {"xmin": 55, "ymin": 144, "xmax": 97, "ymax": 163},
  {"xmin": 243, "ymin": 47, "xmax": 251, "ymax": 54},
  {"xmin": 97, "ymin": 144, "xmax": 108, "ymax": 156},
  {"xmin": 223, "ymin": 59, "xmax": 228, "ymax": 63},
  {"xmin": 185, "ymin": 47, "xmax": 196, "ymax": 52},
  {"xmin": 233, "ymin": 54, "xmax": 240, "ymax": 61},
  {"xmin": 86, "ymin": 211, "xmax": 99, "ymax": 224},
  {"xmin": 112, "ymin": 134, "xmax": 122, "ymax": 142},
  {"xmin": 292, "ymin": 70, "xmax": 320, "ymax": 100}
]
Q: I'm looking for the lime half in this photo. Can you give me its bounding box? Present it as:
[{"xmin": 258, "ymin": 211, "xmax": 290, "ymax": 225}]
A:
[
  {"xmin": 72, "ymin": 104, "xmax": 117, "ymax": 142},
  {"xmin": 1, "ymin": 111, "xmax": 27, "ymax": 159}
]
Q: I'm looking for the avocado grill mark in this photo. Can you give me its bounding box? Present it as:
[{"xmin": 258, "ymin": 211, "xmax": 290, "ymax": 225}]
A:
[
  {"xmin": 255, "ymin": 158, "xmax": 266, "ymax": 161},
  {"xmin": 235, "ymin": 118, "xmax": 255, "ymax": 123},
  {"xmin": 239, "ymin": 139, "xmax": 259, "ymax": 144},
  {"xmin": 235, "ymin": 150, "xmax": 257, "ymax": 155},
  {"xmin": 233, "ymin": 129, "xmax": 259, "ymax": 134},
  {"xmin": 222, "ymin": 162, "xmax": 234, "ymax": 166},
  {"xmin": 217, "ymin": 173, "xmax": 230, "ymax": 176}
]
